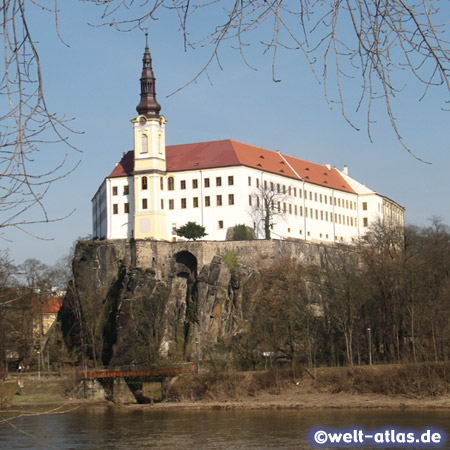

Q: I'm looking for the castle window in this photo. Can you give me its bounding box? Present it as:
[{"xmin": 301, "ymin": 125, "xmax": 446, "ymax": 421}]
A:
[
  {"xmin": 169, "ymin": 199, "xmax": 174, "ymax": 210},
  {"xmin": 168, "ymin": 177, "xmax": 174, "ymax": 191},
  {"xmin": 192, "ymin": 179, "xmax": 198, "ymax": 189},
  {"xmin": 264, "ymin": 180, "xmax": 267, "ymax": 190},
  {"xmin": 124, "ymin": 203, "xmax": 129, "ymax": 214},
  {"xmin": 256, "ymin": 179, "xmax": 260, "ymax": 188},
  {"xmin": 113, "ymin": 204, "xmax": 118, "ymax": 214},
  {"xmin": 277, "ymin": 183, "xmax": 280, "ymax": 193},
  {"xmin": 248, "ymin": 176, "xmax": 251, "ymax": 186},
  {"xmin": 123, "ymin": 185, "xmax": 129, "ymax": 195},
  {"xmin": 256, "ymin": 197, "xmax": 260, "ymax": 208},
  {"xmin": 362, "ymin": 202, "xmax": 368, "ymax": 211},
  {"xmin": 180, "ymin": 180, "xmax": 186, "ymax": 190},
  {"xmin": 160, "ymin": 177, "xmax": 164, "ymax": 190},
  {"xmin": 283, "ymin": 185, "xmax": 286, "ymax": 194},
  {"xmin": 204, "ymin": 178, "xmax": 210, "ymax": 188},
  {"xmin": 161, "ymin": 199, "xmax": 164, "ymax": 209},
  {"xmin": 295, "ymin": 205, "xmax": 297, "ymax": 215},
  {"xmin": 249, "ymin": 195, "xmax": 252, "ymax": 206},
  {"xmin": 228, "ymin": 194, "xmax": 234, "ymax": 205},
  {"xmin": 300, "ymin": 206, "xmax": 303, "ymax": 216},
  {"xmin": 193, "ymin": 197, "xmax": 199, "ymax": 208},
  {"xmin": 142, "ymin": 177, "xmax": 148, "ymax": 190},
  {"xmin": 315, "ymin": 193, "xmax": 318, "ymax": 202},
  {"xmin": 216, "ymin": 177, "xmax": 222, "ymax": 187},
  {"xmin": 320, "ymin": 194, "xmax": 323, "ymax": 203},
  {"xmin": 205, "ymin": 196, "xmax": 211, "ymax": 207},
  {"xmin": 140, "ymin": 134, "xmax": 148, "ymax": 154},
  {"xmin": 363, "ymin": 217, "xmax": 369, "ymax": 227},
  {"xmin": 142, "ymin": 198, "xmax": 148, "ymax": 210},
  {"xmin": 112, "ymin": 186, "xmax": 118, "ymax": 196},
  {"xmin": 216, "ymin": 195, "xmax": 222, "ymax": 206},
  {"xmin": 283, "ymin": 203, "xmax": 286, "ymax": 213},
  {"xmin": 228, "ymin": 176, "xmax": 234, "ymax": 186},
  {"xmin": 218, "ymin": 220, "xmax": 224, "ymax": 229},
  {"xmin": 181, "ymin": 198, "xmax": 187, "ymax": 209},
  {"xmin": 289, "ymin": 204, "xmax": 292, "ymax": 214}
]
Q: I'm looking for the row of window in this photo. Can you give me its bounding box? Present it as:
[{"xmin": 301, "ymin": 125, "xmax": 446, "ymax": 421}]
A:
[
  {"xmin": 166, "ymin": 194, "xmax": 235, "ymax": 210},
  {"xmin": 113, "ymin": 177, "xmax": 362, "ymax": 213},
  {"xmin": 249, "ymin": 178, "xmax": 357, "ymax": 209},
  {"xmin": 113, "ymin": 199, "xmax": 369, "ymax": 229}
]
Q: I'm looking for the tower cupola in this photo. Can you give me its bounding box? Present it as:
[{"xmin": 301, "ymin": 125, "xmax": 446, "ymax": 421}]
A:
[{"xmin": 136, "ymin": 33, "xmax": 161, "ymax": 118}]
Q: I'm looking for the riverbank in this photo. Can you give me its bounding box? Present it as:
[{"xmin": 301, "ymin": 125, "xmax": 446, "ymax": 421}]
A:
[{"xmin": 1, "ymin": 363, "xmax": 449, "ymax": 411}]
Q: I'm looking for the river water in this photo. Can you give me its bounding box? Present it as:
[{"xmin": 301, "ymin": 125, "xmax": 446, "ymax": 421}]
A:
[{"xmin": 1, "ymin": 407, "xmax": 449, "ymax": 449}]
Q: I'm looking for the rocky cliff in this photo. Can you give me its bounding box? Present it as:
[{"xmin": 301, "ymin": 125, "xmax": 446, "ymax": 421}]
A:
[{"xmin": 58, "ymin": 239, "xmax": 322, "ymax": 367}]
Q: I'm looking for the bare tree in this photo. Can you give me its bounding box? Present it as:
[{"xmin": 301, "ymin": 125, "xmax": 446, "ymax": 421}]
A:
[
  {"xmin": 250, "ymin": 181, "xmax": 288, "ymax": 239},
  {"xmin": 86, "ymin": 0, "xmax": 449, "ymax": 161},
  {"xmin": 0, "ymin": 1, "xmax": 80, "ymax": 236}
]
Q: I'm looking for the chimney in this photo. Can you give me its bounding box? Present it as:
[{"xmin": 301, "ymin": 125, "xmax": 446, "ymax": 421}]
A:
[
  {"xmin": 343, "ymin": 165, "xmax": 348, "ymax": 175},
  {"xmin": 326, "ymin": 164, "xmax": 331, "ymax": 170}
]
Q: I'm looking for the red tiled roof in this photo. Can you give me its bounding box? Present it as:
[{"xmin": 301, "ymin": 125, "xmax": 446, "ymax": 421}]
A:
[
  {"xmin": 108, "ymin": 139, "xmax": 354, "ymax": 193},
  {"xmin": 40, "ymin": 297, "xmax": 62, "ymax": 314}
]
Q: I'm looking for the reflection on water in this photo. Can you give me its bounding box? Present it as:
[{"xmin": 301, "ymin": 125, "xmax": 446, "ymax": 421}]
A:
[{"xmin": 1, "ymin": 407, "xmax": 449, "ymax": 449}]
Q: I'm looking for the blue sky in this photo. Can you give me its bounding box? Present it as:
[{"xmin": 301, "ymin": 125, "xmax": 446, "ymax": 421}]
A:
[{"xmin": 2, "ymin": 2, "xmax": 449, "ymax": 266}]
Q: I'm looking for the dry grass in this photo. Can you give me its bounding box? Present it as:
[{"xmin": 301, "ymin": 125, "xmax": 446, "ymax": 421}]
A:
[
  {"xmin": 313, "ymin": 363, "xmax": 450, "ymax": 398},
  {"xmin": 166, "ymin": 363, "xmax": 450, "ymax": 402},
  {"xmin": 167, "ymin": 367, "xmax": 300, "ymax": 402}
]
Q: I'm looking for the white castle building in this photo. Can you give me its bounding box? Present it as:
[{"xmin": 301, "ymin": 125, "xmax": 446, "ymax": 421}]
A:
[{"xmin": 92, "ymin": 39, "xmax": 404, "ymax": 243}]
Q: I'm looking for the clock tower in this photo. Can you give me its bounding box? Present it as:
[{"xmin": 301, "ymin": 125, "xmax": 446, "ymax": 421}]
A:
[{"xmin": 133, "ymin": 34, "xmax": 168, "ymax": 240}]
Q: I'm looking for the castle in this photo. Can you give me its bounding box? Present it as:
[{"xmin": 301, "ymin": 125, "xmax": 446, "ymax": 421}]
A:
[{"xmin": 92, "ymin": 38, "xmax": 404, "ymax": 243}]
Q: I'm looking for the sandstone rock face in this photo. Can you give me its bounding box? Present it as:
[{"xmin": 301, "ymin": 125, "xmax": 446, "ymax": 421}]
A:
[{"xmin": 59, "ymin": 239, "xmax": 322, "ymax": 366}]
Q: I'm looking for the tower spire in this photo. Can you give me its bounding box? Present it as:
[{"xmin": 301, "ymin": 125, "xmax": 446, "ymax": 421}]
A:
[{"xmin": 136, "ymin": 32, "xmax": 161, "ymax": 118}]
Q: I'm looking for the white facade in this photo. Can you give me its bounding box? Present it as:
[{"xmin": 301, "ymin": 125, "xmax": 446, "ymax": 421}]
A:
[{"xmin": 93, "ymin": 154, "xmax": 404, "ymax": 243}]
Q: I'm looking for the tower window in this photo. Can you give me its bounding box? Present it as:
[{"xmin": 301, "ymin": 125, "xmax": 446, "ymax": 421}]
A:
[
  {"xmin": 113, "ymin": 204, "xmax": 118, "ymax": 214},
  {"xmin": 142, "ymin": 198, "xmax": 148, "ymax": 210},
  {"xmin": 123, "ymin": 185, "xmax": 129, "ymax": 195},
  {"xmin": 112, "ymin": 186, "xmax": 118, "ymax": 196},
  {"xmin": 168, "ymin": 177, "xmax": 174, "ymax": 191},
  {"xmin": 124, "ymin": 203, "xmax": 129, "ymax": 214},
  {"xmin": 160, "ymin": 177, "xmax": 164, "ymax": 190},
  {"xmin": 140, "ymin": 134, "xmax": 148, "ymax": 154},
  {"xmin": 141, "ymin": 176, "xmax": 148, "ymax": 190}
]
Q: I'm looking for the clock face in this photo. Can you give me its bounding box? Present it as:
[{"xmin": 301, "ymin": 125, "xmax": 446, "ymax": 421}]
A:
[{"xmin": 139, "ymin": 117, "xmax": 147, "ymax": 125}]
